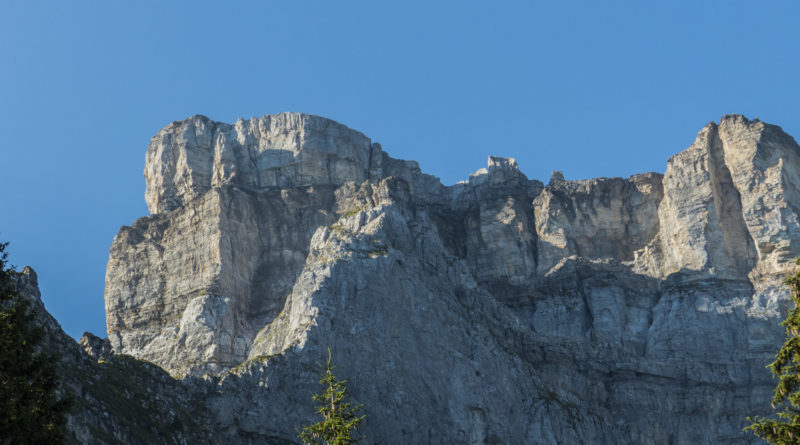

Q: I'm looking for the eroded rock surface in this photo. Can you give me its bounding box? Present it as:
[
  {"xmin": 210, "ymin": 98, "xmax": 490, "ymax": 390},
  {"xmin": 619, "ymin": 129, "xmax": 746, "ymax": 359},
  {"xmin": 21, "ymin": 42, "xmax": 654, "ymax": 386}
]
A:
[
  {"xmin": 103, "ymin": 113, "xmax": 800, "ymax": 444},
  {"xmin": 8, "ymin": 268, "xmax": 219, "ymax": 445}
]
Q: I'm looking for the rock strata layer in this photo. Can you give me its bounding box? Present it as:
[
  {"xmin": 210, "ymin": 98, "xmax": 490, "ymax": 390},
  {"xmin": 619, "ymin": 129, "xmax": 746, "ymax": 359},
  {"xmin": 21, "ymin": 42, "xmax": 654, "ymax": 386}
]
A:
[{"xmin": 102, "ymin": 112, "xmax": 800, "ymax": 444}]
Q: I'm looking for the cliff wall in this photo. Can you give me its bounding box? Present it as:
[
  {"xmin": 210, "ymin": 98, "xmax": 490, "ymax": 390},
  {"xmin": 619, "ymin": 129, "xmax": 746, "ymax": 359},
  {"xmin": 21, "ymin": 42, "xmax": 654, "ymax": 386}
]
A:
[{"xmin": 102, "ymin": 113, "xmax": 800, "ymax": 444}]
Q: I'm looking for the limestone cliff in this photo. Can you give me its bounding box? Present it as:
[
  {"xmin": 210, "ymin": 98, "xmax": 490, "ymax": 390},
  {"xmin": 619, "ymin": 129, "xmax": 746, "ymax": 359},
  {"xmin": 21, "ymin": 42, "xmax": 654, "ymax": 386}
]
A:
[
  {"xmin": 8, "ymin": 268, "xmax": 219, "ymax": 444},
  {"xmin": 100, "ymin": 113, "xmax": 800, "ymax": 444}
]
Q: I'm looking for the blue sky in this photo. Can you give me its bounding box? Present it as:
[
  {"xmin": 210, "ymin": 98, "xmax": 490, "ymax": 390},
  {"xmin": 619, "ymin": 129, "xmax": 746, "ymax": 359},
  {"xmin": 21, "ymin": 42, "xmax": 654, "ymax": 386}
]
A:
[{"xmin": 1, "ymin": 1, "xmax": 798, "ymax": 339}]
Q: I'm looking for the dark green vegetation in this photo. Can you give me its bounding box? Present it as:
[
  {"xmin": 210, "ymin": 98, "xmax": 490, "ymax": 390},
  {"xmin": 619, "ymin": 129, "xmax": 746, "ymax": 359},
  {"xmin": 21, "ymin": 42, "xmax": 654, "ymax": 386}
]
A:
[
  {"xmin": 70, "ymin": 353, "xmax": 204, "ymax": 444},
  {"xmin": 0, "ymin": 240, "xmax": 212, "ymax": 444},
  {"xmin": 0, "ymin": 242, "xmax": 70, "ymax": 444},
  {"xmin": 299, "ymin": 349, "xmax": 366, "ymax": 445},
  {"xmin": 746, "ymin": 258, "xmax": 800, "ymax": 444}
]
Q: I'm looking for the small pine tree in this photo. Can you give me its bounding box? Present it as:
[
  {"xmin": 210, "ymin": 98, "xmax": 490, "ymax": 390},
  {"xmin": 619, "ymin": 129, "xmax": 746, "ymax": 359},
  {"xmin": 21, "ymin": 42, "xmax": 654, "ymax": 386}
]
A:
[
  {"xmin": 0, "ymin": 242, "xmax": 70, "ymax": 444},
  {"xmin": 298, "ymin": 348, "xmax": 366, "ymax": 445},
  {"xmin": 746, "ymin": 258, "xmax": 800, "ymax": 443}
]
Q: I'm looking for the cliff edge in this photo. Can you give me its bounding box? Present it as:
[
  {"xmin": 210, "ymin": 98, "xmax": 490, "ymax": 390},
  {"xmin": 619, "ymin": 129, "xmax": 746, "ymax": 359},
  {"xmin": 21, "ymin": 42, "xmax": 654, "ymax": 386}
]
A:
[{"xmin": 101, "ymin": 113, "xmax": 800, "ymax": 444}]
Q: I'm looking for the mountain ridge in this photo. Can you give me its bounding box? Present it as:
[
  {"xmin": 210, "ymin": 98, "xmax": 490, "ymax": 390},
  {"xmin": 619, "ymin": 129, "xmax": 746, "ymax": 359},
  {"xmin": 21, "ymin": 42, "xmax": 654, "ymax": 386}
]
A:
[{"xmin": 21, "ymin": 112, "xmax": 800, "ymax": 443}]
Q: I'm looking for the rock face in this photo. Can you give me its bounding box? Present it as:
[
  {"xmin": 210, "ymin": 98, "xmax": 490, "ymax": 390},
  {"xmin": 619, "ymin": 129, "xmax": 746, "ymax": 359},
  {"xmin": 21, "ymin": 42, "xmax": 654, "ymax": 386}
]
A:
[
  {"xmin": 8, "ymin": 268, "xmax": 219, "ymax": 445},
  {"xmin": 103, "ymin": 113, "xmax": 800, "ymax": 444}
]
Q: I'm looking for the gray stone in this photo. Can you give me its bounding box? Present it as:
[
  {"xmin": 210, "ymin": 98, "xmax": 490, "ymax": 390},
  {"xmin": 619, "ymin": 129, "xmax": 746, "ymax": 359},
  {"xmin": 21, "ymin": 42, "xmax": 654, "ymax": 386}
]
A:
[
  {"xmin": 101, "ymin": 112, "xmax": 800, "ymax": 444},
  {"xmin": 78, "ymin": 332, "xmax": 112, "ymax": 361},
  {"xmin": 7, "ymin": 268, "xmax": 221, "ymax": 444}
]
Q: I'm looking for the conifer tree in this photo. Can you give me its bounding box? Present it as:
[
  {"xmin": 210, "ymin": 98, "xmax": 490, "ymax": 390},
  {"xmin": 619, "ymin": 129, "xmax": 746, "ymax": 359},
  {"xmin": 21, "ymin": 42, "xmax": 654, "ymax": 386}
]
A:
[
  {"xmin": 0, "ymin": 242, "xmax": 70, "ymax": 444},
  {"xmin": 298, "ymin": 348, "xmax": 366, "ymax": 445},
  {"xmin": 746, "ymin": 258, "xmax": 800, "ymax": 444}
]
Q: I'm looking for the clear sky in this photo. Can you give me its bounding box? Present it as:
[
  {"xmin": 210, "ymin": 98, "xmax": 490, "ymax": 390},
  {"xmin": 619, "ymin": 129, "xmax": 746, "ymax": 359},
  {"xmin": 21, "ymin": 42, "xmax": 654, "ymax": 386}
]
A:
[{"xmin": 1, "ymin": 1, "xmax": 798, "ymax": 340}]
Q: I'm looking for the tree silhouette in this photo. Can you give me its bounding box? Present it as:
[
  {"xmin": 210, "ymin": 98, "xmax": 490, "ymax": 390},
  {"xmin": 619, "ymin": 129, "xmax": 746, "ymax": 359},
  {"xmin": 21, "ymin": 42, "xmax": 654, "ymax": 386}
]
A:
[
  {"xmin": 298, "ymin": 348, "xmax": 366, "ymax": 445},
  {"xmin": 746, "ymin": 258, "xmax": 800, "ymax": 443},
  {"xmin": 0, "ymin": 242, "xmax": 70, "ymax": 444}
]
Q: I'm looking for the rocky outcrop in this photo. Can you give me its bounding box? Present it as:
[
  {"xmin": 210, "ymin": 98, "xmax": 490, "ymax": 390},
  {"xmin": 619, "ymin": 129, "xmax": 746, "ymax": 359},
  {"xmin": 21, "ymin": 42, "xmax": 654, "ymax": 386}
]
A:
[
  {"xmin": 8, "ymin": 268, "xmax": 220, "ymax": 445},
  {"xmin": 633, "ymin": 116, "xmax": 800, "ymax": 281},
  {"xmin": 101, "ymin": 113, "xmax": 800, "ymax": 444},
  {"xmin": 78, "ymin": 332, "xmax": 112, "ymax": 361}
]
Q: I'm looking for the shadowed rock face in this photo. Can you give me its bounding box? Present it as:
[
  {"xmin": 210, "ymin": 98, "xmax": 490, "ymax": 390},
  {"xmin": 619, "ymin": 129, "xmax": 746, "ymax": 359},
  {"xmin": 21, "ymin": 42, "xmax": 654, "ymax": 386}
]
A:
[
  {"xmin": 104, "ymin": 113, "xmax": 800, "ymax": 444},
  {"xmin": 7, "ymin": 268, "xmax": 220, "ymax": 445}
]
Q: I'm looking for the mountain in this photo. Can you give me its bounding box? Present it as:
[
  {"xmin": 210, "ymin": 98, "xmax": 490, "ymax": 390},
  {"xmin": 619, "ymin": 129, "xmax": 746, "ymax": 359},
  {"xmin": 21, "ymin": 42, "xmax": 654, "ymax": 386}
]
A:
[
  {"xmin": 7, "ymin": 267, "xmax": 219, "ymax": 444},
  {"xmin": 29, "ymin": 113, "xmax": 800, "ymax": 443}
]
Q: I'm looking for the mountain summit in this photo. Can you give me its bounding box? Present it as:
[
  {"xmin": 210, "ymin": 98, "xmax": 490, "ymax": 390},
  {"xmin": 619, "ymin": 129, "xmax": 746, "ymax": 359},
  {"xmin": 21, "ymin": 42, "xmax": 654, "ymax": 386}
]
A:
[{"xmin": 45, "ymin": 113, "xmax": 800, "ymax": 443}]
